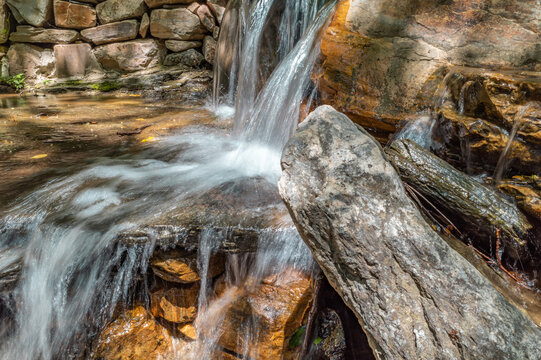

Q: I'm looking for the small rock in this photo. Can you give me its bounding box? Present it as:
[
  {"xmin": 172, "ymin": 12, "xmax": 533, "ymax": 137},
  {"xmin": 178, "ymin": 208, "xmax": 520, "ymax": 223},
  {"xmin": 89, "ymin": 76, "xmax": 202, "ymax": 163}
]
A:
[
  {"xmin": 54, "ymin": 43, "xmax": 95, "ymax": 78},
  {"xmin": 96, "ymin": 0, "xmax": 147, "ymax": 24},
  {"xmin": 6, "ymin": 0, "xmax": 52, "ymax": 27},
  {"xmin": 10, "ymin": 25, "xmax": 80, "ymax": 44},
  {"xmin": 203, "ymin": 36, "xmax": 216, "ymax": 65},
  {"xmin": 196, "ymin": 4, "xmax": 215, "ymax": 32},
  {"xmin": 140, "ymin": 12, "xmax": 150, "ymax": 38},
  {"xmin": 150, "ymin": 249, "xmax": 224, "ymax": 283},
  {"xmin": 93, "ymin": 306, "xmax": 173, "ymax": 360},
  {"xmin": 212, "ymin": 26, "xmax": 220, "ymax": 40},
  {"xmin": 164, "ymin": 48, "xmax": 205, "ymax": 67},
  {"xmin": 7, "ymin": 43, "xmax": 55, "ymax": 82},
  {"xmin": 54, "ymin": 0, "xmax": 97, "ymax": 30},
  {"xmin": 165, "ymin": 40, "xmax": 201, "ymax": 53},
  {"xmin": 81, "ymin": 20, "xmax": 139, "ymax": 45},
  {"xmin": 150, "ymin": 8, "xmax": 206, "ymax": 40},
  {"xmin": 93, "ymin": 39, "xmax": 166, "ymax": 72},
  {"xmin": 150, "ymin": 285, "xmax": 199, "ymax": 324}
]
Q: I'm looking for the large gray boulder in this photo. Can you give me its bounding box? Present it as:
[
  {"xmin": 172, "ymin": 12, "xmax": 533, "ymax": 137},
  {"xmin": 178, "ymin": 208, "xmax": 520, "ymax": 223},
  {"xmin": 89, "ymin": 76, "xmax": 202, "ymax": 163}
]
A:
[
  {"xmin": 278, "ymin": 105, "xmax": 541, "ymax": 360},
  {"xmin": 6, "ymin": 0, "xmax": 52, "ymax": 27}
]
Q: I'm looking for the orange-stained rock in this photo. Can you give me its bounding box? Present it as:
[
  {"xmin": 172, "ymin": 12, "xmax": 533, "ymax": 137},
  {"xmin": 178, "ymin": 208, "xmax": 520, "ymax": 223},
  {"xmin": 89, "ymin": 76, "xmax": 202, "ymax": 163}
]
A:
[
  {"xmin": 178, "ymin": 323, "xmax": 197, "ymax": 340},
  {"xmin": 317, "ymin": 0, "xmax": 540, "ymax": 141},
  {"xmin": 93, "ymin": 306, "xmax": 172, "ymax": 360},
  {"xmin": 218, "ymin": 269, "xmax": 313, "ymax": 360},
  {"xmin": 150, "ymin": 285, "xmax": 199, "ymax": 324},
  {"xmin": 150, "ymin": 249, "xmax": 225, "ymax": 284}
]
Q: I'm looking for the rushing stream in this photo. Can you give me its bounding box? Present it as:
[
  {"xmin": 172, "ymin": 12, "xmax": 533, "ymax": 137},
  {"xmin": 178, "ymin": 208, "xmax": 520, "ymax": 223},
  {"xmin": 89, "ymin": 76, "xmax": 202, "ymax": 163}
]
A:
[{"xmin": 0, "ymin": 1, "xmax": 336, "ymax": 359}]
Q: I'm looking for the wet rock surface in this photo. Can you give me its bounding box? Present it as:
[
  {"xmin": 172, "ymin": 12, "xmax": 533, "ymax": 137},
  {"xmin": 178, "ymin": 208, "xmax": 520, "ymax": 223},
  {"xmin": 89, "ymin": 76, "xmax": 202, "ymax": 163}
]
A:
[
  {"xmin": 93, "ymin": 305, "xmax": 173, "ymax": 360},
  {"xmin": 279, "ymin": 105, "xmax": 541, "ymax": 360},
  {"xmin": 218, "ymin": 269, "xmax": 313, "ymax": 360},
  {"xmin": 150, "ymin": 249, "xmax": 225, "ymax": 284}
]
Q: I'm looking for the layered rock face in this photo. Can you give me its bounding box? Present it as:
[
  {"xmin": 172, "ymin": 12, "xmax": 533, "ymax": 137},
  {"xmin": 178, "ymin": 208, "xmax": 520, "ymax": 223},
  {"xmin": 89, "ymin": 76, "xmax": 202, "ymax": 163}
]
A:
[
  {"xmin": 2, "ymin": 0, "xmax": 222, "ymax": 84},
  {"xmin": 317, "ymin": 0, "xmax": 540, "ymax": 140},
  {"xmin": 279, "ymin": 106, "xmax": 541, "ymax": 360}
]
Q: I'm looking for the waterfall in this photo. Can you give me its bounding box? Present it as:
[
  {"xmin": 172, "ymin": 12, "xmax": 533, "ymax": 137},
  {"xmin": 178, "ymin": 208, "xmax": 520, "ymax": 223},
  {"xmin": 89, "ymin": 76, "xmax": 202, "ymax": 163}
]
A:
[
  {"xmin": 0, "ymin": 1, "xmax": 336, "ymax": 359},
  {"xmin": 214, "ymin": 0, "xmax": 331, "ymax": 150}
]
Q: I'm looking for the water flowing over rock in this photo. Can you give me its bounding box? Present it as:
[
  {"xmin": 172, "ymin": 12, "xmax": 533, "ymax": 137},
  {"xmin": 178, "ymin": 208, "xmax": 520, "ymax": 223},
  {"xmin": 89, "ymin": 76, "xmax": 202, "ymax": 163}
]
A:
[
  {"xmin": 53, "ymin": 43, "xmax": 98, "ymax": 78},
  {"xmin": 278, "ymin": 105, "xmax": 541, "ymax": 360},
  {"xmin": 150, "ymin": 249, "xmax": 224, "ymax": 284},
  {"xmin": 93, "ymin": 306, "xmax": 173, "ymax": 360}
]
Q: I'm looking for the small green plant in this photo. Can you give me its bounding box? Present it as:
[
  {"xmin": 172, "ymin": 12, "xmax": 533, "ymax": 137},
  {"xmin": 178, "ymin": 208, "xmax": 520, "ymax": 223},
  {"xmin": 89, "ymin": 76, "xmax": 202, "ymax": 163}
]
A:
[{"xmin": 0, "ymin": 73, "xmax": 26, "ymax": 92}]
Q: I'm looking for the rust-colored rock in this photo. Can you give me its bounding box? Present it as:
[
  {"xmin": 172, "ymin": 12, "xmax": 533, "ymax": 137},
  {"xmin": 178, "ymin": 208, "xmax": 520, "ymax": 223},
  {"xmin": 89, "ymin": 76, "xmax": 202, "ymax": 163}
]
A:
[
  {"xmin": 317, "ymin": 0, "xmax": 540, "ymax": 140},
  {"xmin": 54, "ymin": 0, "xmax": 96, "ymax": 30},
  {"xmin": 218, "ymin": 269, "xmax": 313, "ymax": 360},
  {"xmin": 93, "ymin": 306, "xmax": 172, "ymax": 360},
  {"xmin": 150, "ymin": 249, "xmax": 225, "ymax": 284},
  {"xmin": 150, "ymin": 285, "xmax": 199, "ymax": 324}
]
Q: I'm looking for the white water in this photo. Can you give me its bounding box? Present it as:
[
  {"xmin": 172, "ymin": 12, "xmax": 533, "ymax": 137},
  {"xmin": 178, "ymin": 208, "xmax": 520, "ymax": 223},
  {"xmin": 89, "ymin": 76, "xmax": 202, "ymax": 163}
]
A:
[{"xmin": 0, "ymin": 0, "xmax": 336, "ymax": 359}]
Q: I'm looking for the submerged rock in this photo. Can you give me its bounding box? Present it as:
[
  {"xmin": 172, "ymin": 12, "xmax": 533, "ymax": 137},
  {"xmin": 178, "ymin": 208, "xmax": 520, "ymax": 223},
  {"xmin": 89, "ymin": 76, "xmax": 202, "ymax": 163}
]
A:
[{"xmin": 279, "ymin": 105, "xmax": 541, "ymax": 359}]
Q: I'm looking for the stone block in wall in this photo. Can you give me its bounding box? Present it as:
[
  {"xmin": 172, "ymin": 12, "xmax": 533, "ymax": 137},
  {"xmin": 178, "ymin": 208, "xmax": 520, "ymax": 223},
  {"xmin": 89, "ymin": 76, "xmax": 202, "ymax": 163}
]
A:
[
  {"xmin": 150, "ymin": 8, "xmax": 206, "ymax": 41},
  {"xmin": 165, "ymin": 40, "xmax": 201, "ymax": 53},
  {"xmin": 10, "ymin": 25, "xmax": 79, "ymax": 44},
  {"xmin": 196, "ymin": 5, "xmax": 215, "ymax": 32},
  {"xmin": 54, "ymin": 43, "xmax": 98, "ymax": 78},
  {"xmin": 140, "ymin": 12, "xmax": 149, "ymax": 38},
  {"xmin": 203, "ymin": 35, "xmax": 216, "ymax": 65},
  {"xmin": 7, "ymin": 43, "xmax": 55, "ymax": 81},
  {"xmin": 0, "ymin": 0, "xmax": 10, "ymax": 44},
  {"xmin": 207, "ymin": 0, "xmax": 225, "ymax": 25},
  {"xmin": 54, "ymin": 0, "xmax": 97, "ymax": 30},
  {"xmin": 163, "ymin": 48, "xmax": 204, "ymax": 67},
  {"xmin": 6, "ymin": 0, "xmax": 52, "ymax": 27},
  {"xmin": 81, "ymin": 20, "xmax": 138, "ymax": 45},
  {"xmin": 93, "ymin": 39, "xmax": 166, "ymax": 72},
  {"xmin": 144, "ymin": 0, "xmax": 191, "ymax": 9},
  {"xmin": 96, "ymin": 0, "xmax": 147, "ymax": 24}
]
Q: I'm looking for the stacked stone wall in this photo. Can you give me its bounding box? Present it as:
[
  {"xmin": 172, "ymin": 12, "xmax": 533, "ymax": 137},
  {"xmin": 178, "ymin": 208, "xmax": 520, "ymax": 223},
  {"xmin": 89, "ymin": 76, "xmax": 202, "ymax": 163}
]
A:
[{"xmin": 0, "ymin": 0, "xmax": 226, "ymax": 84}]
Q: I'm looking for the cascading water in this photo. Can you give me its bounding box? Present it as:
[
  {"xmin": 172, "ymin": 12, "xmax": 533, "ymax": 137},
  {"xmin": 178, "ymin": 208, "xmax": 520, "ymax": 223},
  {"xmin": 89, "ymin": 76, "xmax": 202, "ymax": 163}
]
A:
[{"xmin": 0, "ymin": 0, "xmax": 336, "ymax": 359}]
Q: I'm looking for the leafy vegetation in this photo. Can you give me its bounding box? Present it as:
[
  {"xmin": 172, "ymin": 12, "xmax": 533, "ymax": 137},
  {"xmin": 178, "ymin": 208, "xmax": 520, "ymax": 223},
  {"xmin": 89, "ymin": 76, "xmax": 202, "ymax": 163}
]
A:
[{"xmin": 0, "ymin": 73, "xmax": 26, "ymax": 92}]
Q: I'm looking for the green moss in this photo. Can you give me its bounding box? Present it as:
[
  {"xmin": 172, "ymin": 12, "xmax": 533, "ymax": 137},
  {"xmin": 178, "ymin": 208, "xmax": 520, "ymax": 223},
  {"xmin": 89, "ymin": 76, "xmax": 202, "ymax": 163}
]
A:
[{"xmin": 90, "ymin": 81, "xmax": 121, "ymax": 92}]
